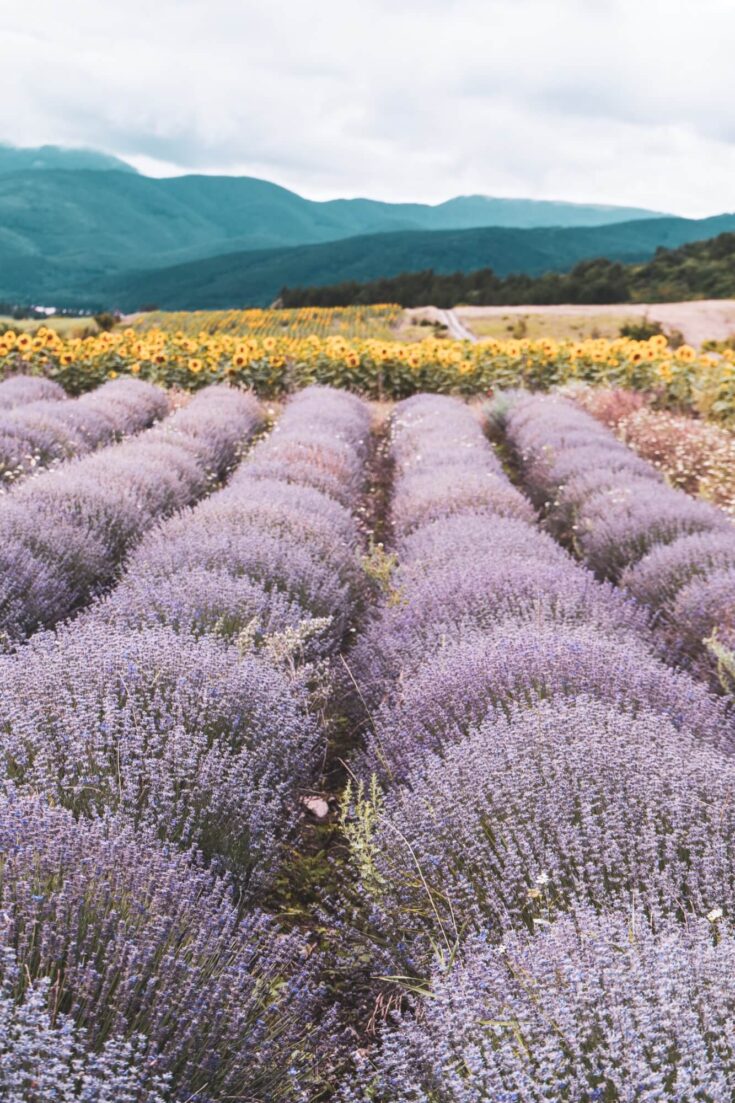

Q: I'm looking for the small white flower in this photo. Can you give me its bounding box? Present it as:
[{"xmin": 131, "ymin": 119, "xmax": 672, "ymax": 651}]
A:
[{"xmin": 707, "ymin": 907, "xmax": 724, "ymax": 923}]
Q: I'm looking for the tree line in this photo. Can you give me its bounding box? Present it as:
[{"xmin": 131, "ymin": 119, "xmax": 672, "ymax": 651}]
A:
[{"xmin": 280, "ymin": 233, "xmax": 735, "ymax": 308}]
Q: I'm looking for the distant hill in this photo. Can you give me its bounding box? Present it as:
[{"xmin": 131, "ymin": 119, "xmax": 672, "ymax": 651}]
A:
[
  {"xmin": 0, "ymin": 144, "xmax": 672, "ymax": 303},
  {"xmin": 96, "ymin": 215, "xmax": 735, "ymax": 310},
  {"xmin": 278, "ymin": 232, "xmax": 735, "ymax": 309},
  {"xmin": 386, "ymin": 194, "xmax": 668, "ymax": 231},
  {"xmin": 0, "ymin": 144, "xmax": 136, "ymax": 175}
]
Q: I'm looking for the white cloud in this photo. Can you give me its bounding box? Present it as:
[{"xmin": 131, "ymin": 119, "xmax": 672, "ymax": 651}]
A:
[{"xmin": 0, "ymin": 0, "xmax": 734, "ymax": 215}]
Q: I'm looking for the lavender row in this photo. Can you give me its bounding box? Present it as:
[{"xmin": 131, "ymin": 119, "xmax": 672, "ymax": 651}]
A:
[
  {"xmin": 497, "ymin": 391, "xmax": 735, "ymax": 680},
  {"xmin": 98, "ymin": 383, "xmax": 370, "ymax": 652},
  {"xmin": 0, "ymin": 386, "xmax": 372, "ymax": 1100},
  {"xmin": 340, "ymin": 394, "xmax": 735, "ymax": 1099},
  {"xmin": 0, "ymin": 373, "xmax": 67, "ymax": 409},
  {"xmin": 0, "ymin": 383, "xmax": 261, "ymax": 646},
  {"xmin": 0, "ymin": 376, "xmax": 170, "ymax": 486},
  {"xmin": 0, "ymin": 386, "xmax": 371, "ymax": 888}
]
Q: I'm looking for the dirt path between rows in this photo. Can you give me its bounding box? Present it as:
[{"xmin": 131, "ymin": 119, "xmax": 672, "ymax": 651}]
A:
[{"xmin": 437, "ymin": 308, "xmax": 478, "ymax": 342}]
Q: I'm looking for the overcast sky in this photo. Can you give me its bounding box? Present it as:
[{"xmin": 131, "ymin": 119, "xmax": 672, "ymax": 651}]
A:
[{"xmin": 1, "ymin": 0, "xmax": 734, "ymax": 216}]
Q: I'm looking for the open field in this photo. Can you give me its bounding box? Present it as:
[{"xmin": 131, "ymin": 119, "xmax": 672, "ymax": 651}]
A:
[
  {"xmin": 0, "ymin": 314, "xmax": 100, "ymax": 337},
  {"xmin": 2, "ymin": 365, "xmax": 735, "ymax": 1097},
  {"xmin": 458, "ymin": 307, "xmax": 640, "ymax": 341},
  {"xmin": 456, "ymin": 298, "xmax": 735, "ymax": 346}
]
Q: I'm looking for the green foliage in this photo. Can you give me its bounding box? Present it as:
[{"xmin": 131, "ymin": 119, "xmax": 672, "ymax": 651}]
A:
[
  {"xmin": 279, "ymin": 231, "xmax": 735, "ymax": 311},
  {"xmin": 93, "ymin": 311, "xmax": 118, "ymax": 332},
  {"xmin": 705, "ymin": 630, "xmax": 735, "ymax": 694},
  {"xmin": 361, "ymin": 541, "xmax": 403, "ymax": 605},
  {"xmin": 339, "ymin": 777, "xmax": 387, "ymax": 898},
  {"xmin": 619, "ymin": 318, "xmax": 666, "ymax": 340}
]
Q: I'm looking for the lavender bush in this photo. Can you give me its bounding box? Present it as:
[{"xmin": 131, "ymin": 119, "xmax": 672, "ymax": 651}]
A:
[
  {"xmin": 0, "ymin": 385, "xmax": 374, "ymax": 1100},
  {"xmin": 354, "ymin": 548, "xmax": 650, "ymax": 698},
  {"xmin": 0, "ymin": 387, "xmax": 372, "ymax": 879},
  {"xmin": 621, "ymin": 531, "xmax": 735, "ymax": 612},
  {"xmin": 0, "ymin": 385, "xmax": 262, "ymax": 644},
  {"xmin": 0, "ymin": 622, "xmax": 317, "ymax": 886},
  {"xmin": 0, "ymin": 378, "xmax": 168, "ymax": 485},
  {"xmin": 239, "ymin": 385, "xmax": 369, "ymax": 507},
  {"xmin": 0, "ymin": 374, "xmax": 66, "ymax": 409},
  {"xmin": 98, "ymin": 385, "xmax": 370, "ymax": 655},
  {"xmin": 0, "ymin": 791, "xmax": 330, "ymax": 1101},
  {"xmin": 0, "ymin": 943, "xmax": 170, "ymax": 1102},
  {"xmin": 342, "ymin": 906, "xmax": 735, "ymax": 1102},
  {"xmin": 356, "ymin": 698, "xmax": 735, "ymax": 964},
  {"xmin": 359, "ymin": 623, "xmax": 731, "ymax": 781},
  {"xmin": 498, "ymin": 391, "xmax": 735, "ymax": 680}
]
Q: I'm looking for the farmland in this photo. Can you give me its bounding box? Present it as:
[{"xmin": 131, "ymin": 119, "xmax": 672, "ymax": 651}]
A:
[
  {"xmin": 2, "ymin": 304, "xmax": 735, "ymax": 1100},
  {"xmin": 5, "ymin": 305, "xmax": 735, "ymax": 425}
]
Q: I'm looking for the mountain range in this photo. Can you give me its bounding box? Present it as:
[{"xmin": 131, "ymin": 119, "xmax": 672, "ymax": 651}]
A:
[
  {"xmin": 98, "ymin": 215, "xmax": 735, "ymax": 310},
  {"xmin": 0, "ymin": 143, "xmax": 730, "ymax": 309}
]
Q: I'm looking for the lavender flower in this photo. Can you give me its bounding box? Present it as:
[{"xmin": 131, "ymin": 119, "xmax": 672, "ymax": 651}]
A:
[
  {"xmin": 342, "ymin": 906, "xmax": 735, "ymax": 1102},
  {"xmin": 575, "ymin": 483, "xmax": 729, "ymax": 579},
  {"xmin": 621, "ymin": 531, "xmax": 735, "ymax": 611},
  {"xmin": 341, "ymin": 389, "xmax": 735, "ymax": 1101},
  {"xmin": 0, "ymin": 790, "xmax": 330, "ymax": 1101},
  {"xmin": 97, "ymin": 386, "xmax": 369, "ymax": 651},
  {"xmin": 0, "ymin": 378, "xmax": 170, "ymax": 486},
  {"xmin": 500, "ymin": 391, "xmax": 735, "ymax": 677},
  {"xmin": 0, "ymin": 374, "xmax": 66, "ymax": 409},
  {"xmin": 0, "ymin": 622, "xmax": 317, "ymax": 886},
  {"xmin": 0, "ymin": 943, "xmax": 170, "ymax": 1102},
  {"xmin": 354, "ymin": 698, "xmax": 735, "ymax": 972},
  {"xmin": 360, "ymin": 623, "xmax": 732, "ymax": 780},
  {"xmin": 0, "ymin": 385, "xmax": 262, "ymax": 643}
]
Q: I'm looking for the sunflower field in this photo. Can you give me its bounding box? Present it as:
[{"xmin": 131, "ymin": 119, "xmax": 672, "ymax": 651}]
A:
[
  {"xmin": 129, "ymin": 303, "xmax": 402, "ymax": 338},
  {"xmin": 2, "ymin": 306, "xmax": 735, "ymax": 422}
]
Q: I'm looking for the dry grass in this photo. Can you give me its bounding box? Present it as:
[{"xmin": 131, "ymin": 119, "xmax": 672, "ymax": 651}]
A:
[
  {"xmin": 459, "ymin": 311, "xmax": 639, "ymax": 342},
  {"xmin": 0, "ymin": 315, "xmax": 99, "ymax": 338},
  {"xmin": 392, "ymin": 313, "xmax": 451, "ymax": 343}
]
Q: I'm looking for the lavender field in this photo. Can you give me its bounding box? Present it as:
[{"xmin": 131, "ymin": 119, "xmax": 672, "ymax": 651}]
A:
[{"xmin": 2, "ymin": 376, "xmax": 735, "ymax": 1101}]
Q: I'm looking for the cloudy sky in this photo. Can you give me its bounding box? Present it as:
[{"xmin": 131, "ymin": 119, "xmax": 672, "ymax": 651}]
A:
[{"xmin": 1, "ymin": 0, "xmax": 734, "ymax": 216}]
